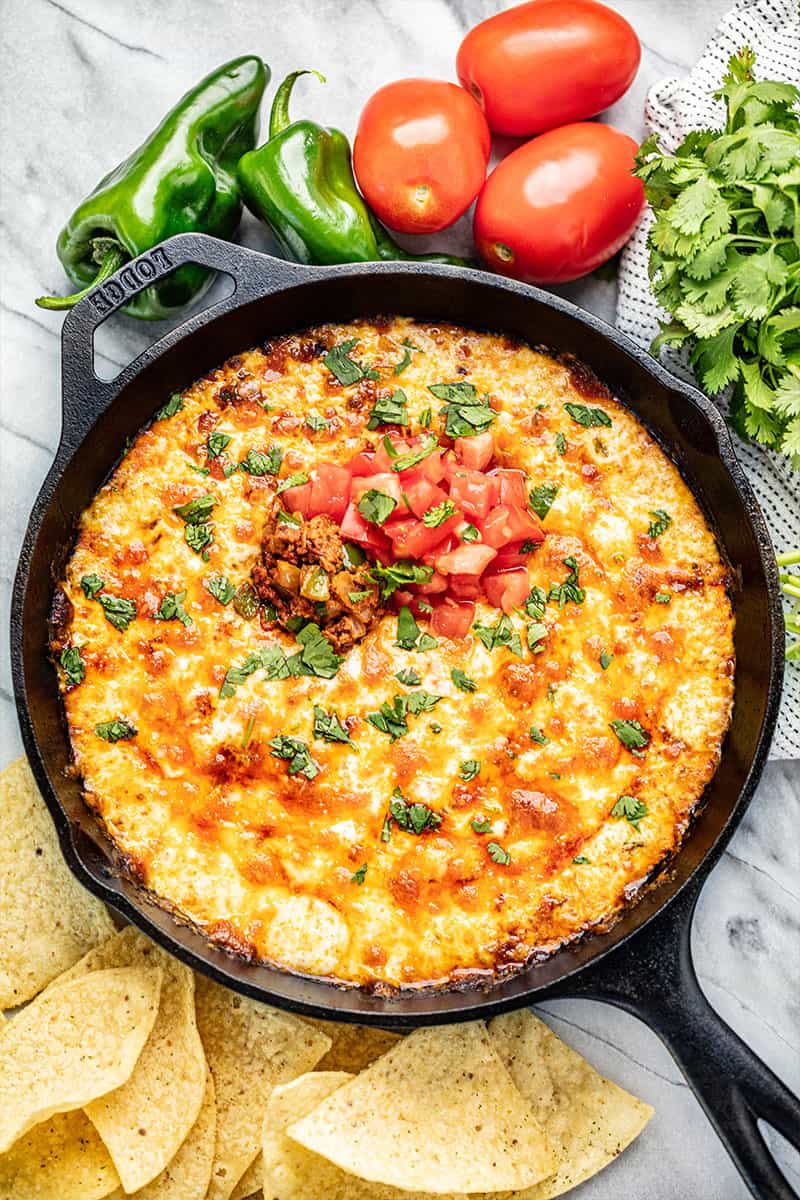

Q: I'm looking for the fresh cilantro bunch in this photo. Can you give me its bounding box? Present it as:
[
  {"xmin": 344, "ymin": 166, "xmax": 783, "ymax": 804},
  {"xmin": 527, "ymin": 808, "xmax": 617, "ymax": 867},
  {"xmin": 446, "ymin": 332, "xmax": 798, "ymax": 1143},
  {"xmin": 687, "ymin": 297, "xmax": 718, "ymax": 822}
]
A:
[{"xmin": 635, "ymin": 48, "xmax": 800, "ymax": 466}]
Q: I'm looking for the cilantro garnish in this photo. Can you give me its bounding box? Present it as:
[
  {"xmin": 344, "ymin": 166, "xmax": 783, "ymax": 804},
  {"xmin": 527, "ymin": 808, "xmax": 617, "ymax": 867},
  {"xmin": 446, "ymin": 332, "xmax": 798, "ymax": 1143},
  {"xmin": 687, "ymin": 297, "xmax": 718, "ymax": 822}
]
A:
[
  {"xmin": 60, "ymin": 645, "xmax": 85, "ymax": 688},
  {"xmin": 527, "ymin": 622, "xmax": 547, "ymax": 652},
  {"xmin": 654, "ymin": 592, "xmax": 672, "ymax": 604},
  {"xmin": 548, "ymin": 556, "xmax": 586, "ymax": 608},
  {"xmin": 600, "ymin": 650, "xmax": 613, "ymax": 670},
  {"xmin": 174, "ymin": 493, "xmax": 216, "ymax": 561},
  {"xmin": 276, "ymin": 472, "xmax": 309, "ymax": 494},
  {"xmin": 348, "ymin": 589, "xmax": 373, "ymax": 603},
  {"xmin": 154, "ymin": 590, "xmax": 192, "ymax": 627},
  {"xmin": 220, "ymin": 651, "xmax": 266, "ymax": 698},
  {"xmin": 98, "ymin": 594, "xmax": 137, "ymax": 632},
  {"xmin": 81, "ymin": 573, "xmax": 104, "ymax": 600},
  {"xmin": 368, "ymin": 388, "xmax": 408, "ymax": 429},
  {"xmin": 610, "ymin": 719, "xmax": 651, "ymax": 750},
  {"xmin": 385, "ymin": 433, "xmax": 439, "ymax": 473},
  {"xmin": 555, "ymin": 432, "xmax": 567, "ymax": 456},
  {"xmin": 419, "ymin": 408, "xmax": 431, "ymax": 428},
  {"xmin": 564, "ymin": 402, "xmax": 612, "ymax": 428},
  {"xmin": 473, "ymin": 613, "xmax": 523, "ymax": 657},
  {"xmin": 386, "ymin": 787, "xmax": 442, "ymax": 835},
  {"xmin": 528, "ymin": 483, "xmax": 558, "ymax": 520},
  {"xmin": 241, "ymin": 447, "xmax": 283, "ymax": 476},
  {"xmin": 312, "ymin": 705, "xmax": 353, "ymax": 745},
  {"xmin": 396, "ymin": 667, "xmax": 421, "ymax": 686},
  {"xmin": 369, "ymin": 560, "xmax": 434, "ymax": 600},
  {"xmin": 451, "ymin": 668, "xmax": 477, "ymax": 692},
  {"xmin": 95, "ymin": 718, "xmax": 136, "ymax": 742},
  {"xmin": 393, "ymin": 338, "xmax": 420, "ymax": 376},
  {"xmin": 269, "ymin": 734, "xmax": 320, "ymax": 780},
  {"xmin": 205, "ymin": 575, "xmax": 235, "ymax": 605},
  {"xmin": 529, "ymin": 725, "xmax": 548, "ymax": 745},
  {"xmin": 635, "ymin": 48, "xmax": 800, "ymax": 465},
  {"xmin": 366, "ymin": 691, "xmax": 442, "ymax": 740},
  {"xmin": 647, "ymin": 509, "xmax": 673, "ymax": 538},
  {"xmin": 459, "ymin": 760, "xmax": 480, "ymax": 781},
  {"xmin": 206, "ymin": 431, "xmax": 231, "ymax": 460},
  {"xmin": 523, "ymin": 586, "xmax": 547, "ymax": 621},
  {"xmin": 156, "ymin": 393, "xmax": 183, "ymax": 420},
  {"xmin": 306, "ymin": 412, "xmax": 329, "ymax": 432},
  {"xmin": 357, "ymin": 489, "xmax": 397, "ymax": 526},
  {"xmin": 461, "ymin": 523, "xmax": 479, "ymax": 542},
  {"xmin": 351, "ymin": 863, "xmax": 368, "ymax": 885},
  {"xmin": 323, "ymin": 338, "xmax": 378, "ymax": 386},
  {"xmin": 611, "ymin": 794, "xmax": 648, "ymax": 830},
  {"xmin": 573, "ymin": 855, "xmax": 590, "ymax": 865},
  {"xmin": 428, "ymin": 381, "xmax": 497, "ymax": 438},
  {"xmin": 471, "ymin": 816, "xmax": 492, "ymax": 833},
  {"xmin": 487, "ymin": 841, "xmax": 511, "ymax": 865},
  {"xmin": 395, "ymin": 606, "xmax": 437, "ymax": 652},
  {"xmin": 287, "ymin": 623, "xmax": 341, "ymax": 679},
  {"xmin": 423, "ymin": 499, "xmax": 456, "ymax": 528}
]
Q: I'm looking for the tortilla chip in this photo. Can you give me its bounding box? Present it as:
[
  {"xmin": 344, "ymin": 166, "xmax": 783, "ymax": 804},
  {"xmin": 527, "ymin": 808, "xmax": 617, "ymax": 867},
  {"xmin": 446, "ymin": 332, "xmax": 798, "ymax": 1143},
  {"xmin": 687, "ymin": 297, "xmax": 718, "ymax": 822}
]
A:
[
  {"xmin": 123, "ymin": 1068, "xmax": 217, "ymax": 1200},
  {"xmin": 195, "ymin": 975, "xmax": 331, "ymax": 1200},
  {"xmin": 0, "ymin": 757, "xmax": 115, "ymax": 1010},
  {"xmin": 44, "ymin": 927, "xmax": 207, "ymax": 1192},
  {"xmin": 264, "ymin": 1073, "xmax": 518, "ymax": 1200},
  {"xmin": 0, "ymin": 964, "xmax": 161, "ymax": 1152},
  {"xmin": 229, "ymin": 1156, "xmax": 262, "ymax": 1200},
  {"xmin": 488, "ymin": 1010, "xmax": 654, "ymax": 1199},
  {"xmin": 0, "ymin": 1109, "xmax": 120, "ymax": 1200},
  {"xmin": 307, "ymin": 1018, "xmax": 403, "ymax": 1073},
  {"xmin": 287, "ymin": 1022, "xmax": 555, "ymax": 1193}
]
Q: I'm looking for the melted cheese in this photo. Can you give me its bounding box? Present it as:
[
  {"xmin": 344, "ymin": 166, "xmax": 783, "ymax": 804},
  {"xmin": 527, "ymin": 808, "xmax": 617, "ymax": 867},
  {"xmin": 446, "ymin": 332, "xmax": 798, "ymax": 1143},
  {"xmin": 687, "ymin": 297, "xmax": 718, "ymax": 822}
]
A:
[{"xmin": 56, "ymin": 320, "xmax": 735, "ymax": 988}]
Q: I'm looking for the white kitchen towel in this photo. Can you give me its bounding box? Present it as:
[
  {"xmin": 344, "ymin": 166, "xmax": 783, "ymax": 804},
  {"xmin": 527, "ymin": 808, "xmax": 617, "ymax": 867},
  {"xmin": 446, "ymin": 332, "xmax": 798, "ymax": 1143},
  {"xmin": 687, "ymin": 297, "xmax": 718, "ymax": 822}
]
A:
[{"xmin": 616, "ymin": 0, "xmax": 800, "ymax": 760}]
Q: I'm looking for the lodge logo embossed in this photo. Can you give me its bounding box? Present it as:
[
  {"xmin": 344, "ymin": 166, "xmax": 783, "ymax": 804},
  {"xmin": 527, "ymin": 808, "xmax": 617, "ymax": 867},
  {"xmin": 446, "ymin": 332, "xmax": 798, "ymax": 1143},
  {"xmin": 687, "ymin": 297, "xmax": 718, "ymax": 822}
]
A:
[{"xmin": 89, "ymin": 246, "xmax": 173, "ymax": 314}]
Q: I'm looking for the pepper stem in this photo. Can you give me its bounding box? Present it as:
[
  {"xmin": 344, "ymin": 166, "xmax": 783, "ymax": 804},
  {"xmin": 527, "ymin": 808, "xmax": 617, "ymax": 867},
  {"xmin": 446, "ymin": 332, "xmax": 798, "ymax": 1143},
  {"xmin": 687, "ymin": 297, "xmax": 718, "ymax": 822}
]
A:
[
  {"xmin": 36, "ymin": 237, "xmax": 127, "ymax": 311},
  {"xmin": 269, "ymin": 69, "xmax": 326, "ymax": 139}
]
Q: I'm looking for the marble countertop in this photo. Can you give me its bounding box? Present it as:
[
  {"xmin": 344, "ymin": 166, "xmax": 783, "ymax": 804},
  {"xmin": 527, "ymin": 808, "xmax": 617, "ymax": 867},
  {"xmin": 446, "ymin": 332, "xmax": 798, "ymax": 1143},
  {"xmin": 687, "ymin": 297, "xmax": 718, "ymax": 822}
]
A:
[{"xmin": 1, "ymin": 1, "xmax": 798, "ymax": 1196}]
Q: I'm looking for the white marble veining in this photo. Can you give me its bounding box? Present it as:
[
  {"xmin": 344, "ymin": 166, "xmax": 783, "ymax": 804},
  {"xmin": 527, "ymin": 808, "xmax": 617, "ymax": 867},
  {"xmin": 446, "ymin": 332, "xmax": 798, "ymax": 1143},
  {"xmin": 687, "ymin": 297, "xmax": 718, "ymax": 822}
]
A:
[{"xmin": 1, "ymin": 2, "xmax": 798, "ymax": 1196}]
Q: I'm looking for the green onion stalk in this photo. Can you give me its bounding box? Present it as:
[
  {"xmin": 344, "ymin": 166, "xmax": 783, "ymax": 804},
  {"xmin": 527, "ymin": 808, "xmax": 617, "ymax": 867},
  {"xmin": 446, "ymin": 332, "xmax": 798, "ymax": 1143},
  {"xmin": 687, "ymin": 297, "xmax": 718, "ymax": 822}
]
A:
[{"xmin": 778, "ymin": 550, "xmax": 800, "ymax": 662}]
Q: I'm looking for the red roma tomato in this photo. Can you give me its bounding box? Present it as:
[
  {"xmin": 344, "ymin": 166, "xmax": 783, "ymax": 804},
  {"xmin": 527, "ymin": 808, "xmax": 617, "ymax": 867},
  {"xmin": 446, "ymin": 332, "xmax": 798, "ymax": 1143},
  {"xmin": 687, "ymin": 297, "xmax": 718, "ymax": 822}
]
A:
[
  {"xmin": 456, "ymin": 0, "xmax": 640, "ymax": 137},
  {"xmin": 353, "ymin": 79, "xmax": 491, "ymax": 234},
  {"xmin": 474, "ymin": 122, "xmax": 644, "ymax": 283}
]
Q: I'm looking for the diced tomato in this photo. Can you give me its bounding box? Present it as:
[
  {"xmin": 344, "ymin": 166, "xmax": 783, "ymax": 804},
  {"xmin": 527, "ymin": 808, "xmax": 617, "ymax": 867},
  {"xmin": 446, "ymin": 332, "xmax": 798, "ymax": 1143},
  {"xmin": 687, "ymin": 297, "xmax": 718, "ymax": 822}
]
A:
[
  {"xmin": 402, "ymin": 477, "xmax": 449, "ymax": 519},
  {"xmin": 339, "ymin": 502, "xmax": 390, "ymax": 552},
  {"xmin": 350, "ymin": 472, "xmax": 404, "ymax": 506},
  {"xmin": 448, "ymin": 468, "xmax": 497, "ymax": 520},
  {"xmin": 373, "ymin": 435, "xmax": 410, "ymax": 472},
  {"xmin": 435, "ymin": 543, "xmax": 498, "ymax": 575},
  {"xmin": 387, "ymin": 516, "xmax": 460, "ymax": 558},
  {"xmin": 282, "ymin": 481, "xmax": 314, "ymax": 517},
  {"xmin": 448, "ymin": 575, "xmax": 483, "ymax": 600},
  {"xmin": 431, "ymin": 599, "xmax": 476, "ymax": 639},
  {"xmin": 309, "ymin": 463, "xmax": 351, "ymax": 521},
  {"xmin": 483, "ymin": 567, "xmax": 530, "ymax": 613},
  {"xmin": 455, "ymin": 431, "xmax": 494, "ymax": 471},
  {"xmin": 489, "ymin": 468, "xmax": 528, "ymax": 507},
  {"xmin": 416, "ymin": 448, "xmax": 446, "ymax": 483},
  {"xmin": 416, "ymin": 571, "xmax": 448, "ymax": 595},
  {"xmin": 348, "ymin": 451, "xmax": 376, "ymax": 477},
  {"xmin": 481, "ymin": 504, "xmax": 544, "ymax": 549},
  {"xmin": 493, "ymin": 544, "xmax": 537, "ymax": 570},
  {"xmin": 391, "ymin": 589, "xmax": 416, "ymax": 611}
]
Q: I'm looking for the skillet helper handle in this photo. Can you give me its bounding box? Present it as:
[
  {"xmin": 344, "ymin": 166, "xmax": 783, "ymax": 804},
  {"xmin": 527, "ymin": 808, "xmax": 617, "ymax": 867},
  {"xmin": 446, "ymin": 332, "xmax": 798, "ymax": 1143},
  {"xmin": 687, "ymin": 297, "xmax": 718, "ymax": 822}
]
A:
[
  {"xmin": 60, "ymin": 232, "xmax": 311, "ymax": 429},
  {"xmin": 552, "ymin": 882, "xmax": 800, "ymax": 1200}
]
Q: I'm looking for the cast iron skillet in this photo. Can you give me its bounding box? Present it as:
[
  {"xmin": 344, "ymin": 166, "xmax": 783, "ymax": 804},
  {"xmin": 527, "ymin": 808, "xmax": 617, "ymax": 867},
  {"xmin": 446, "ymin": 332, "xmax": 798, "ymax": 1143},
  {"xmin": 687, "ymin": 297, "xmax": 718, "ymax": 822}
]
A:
[{"xmin": 12, "ymin": 233, "xmax": 799, "ymax": 1198}]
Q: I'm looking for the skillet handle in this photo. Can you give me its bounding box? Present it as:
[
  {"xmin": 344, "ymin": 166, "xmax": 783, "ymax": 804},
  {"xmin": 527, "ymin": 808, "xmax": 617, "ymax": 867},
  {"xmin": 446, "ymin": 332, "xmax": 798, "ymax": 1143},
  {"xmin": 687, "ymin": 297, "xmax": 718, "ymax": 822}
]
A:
[
  {"xmin": 547, "ymin": 880, "xmax": 800, "ymax": 1199},
  {"xmin": 60, "ymin": 232, "xmax": 314, "ymax": 446}
]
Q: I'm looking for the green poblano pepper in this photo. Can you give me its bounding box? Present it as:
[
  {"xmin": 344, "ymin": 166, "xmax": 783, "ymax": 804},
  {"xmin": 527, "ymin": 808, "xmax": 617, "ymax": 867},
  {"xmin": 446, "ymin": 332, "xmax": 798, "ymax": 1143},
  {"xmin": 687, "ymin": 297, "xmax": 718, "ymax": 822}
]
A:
[
  {"xmin": 237, "ymin": 70, "xmax": 470, "ymax": 268},
  {"xmin": 37, "ymin": 56, "xmax": 269, "ymax": 319}
]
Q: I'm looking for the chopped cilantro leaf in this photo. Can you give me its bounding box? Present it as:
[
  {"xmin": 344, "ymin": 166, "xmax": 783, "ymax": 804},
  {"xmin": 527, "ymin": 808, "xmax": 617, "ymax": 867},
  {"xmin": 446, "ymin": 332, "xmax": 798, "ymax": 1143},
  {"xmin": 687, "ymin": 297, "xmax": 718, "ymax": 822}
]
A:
[
  {"xmin": 368, "ymin": 388, "xmax": 408, "ymax": 429},
  {"xmin": 647, "ymin": 509, "xmax": 673, "ymax": 538},
  {"xmin": 348, "ymin": 589, "xmax": 373, "ymax": 604},
  {"xmin": 523, "ymin": 586, "xmax": 547, "ymax": 621},
  {"xmin": 555, "ymin": 432, "xmax": 567, "ymax": 455},
  {"xmin": 174, "ymin": 493, "xmax": 216, "ymax": 524},
  {"xmin": 527, "ymin": 621, "xmax": 548, "ymax": 652},
  {"xmin": 611, "ymin": 794, "xmax": 648, "ymax": 830},
  {"xmin": 241, "ymin": 447, "xmax": 282, "ymax": 476},
  {"xmin": 423, "ymin": 499, "xmax": 456, "ymax": 528},
  {"xmin": 206, "ymin": 431, "xmax": 231, "ymax": 459},
  {"xmin": 269, "ymin": 734, "xmax": 319, "ymax": 780},
  {"xmin": 81, "ymin": 573, "xmax": 104, "ymax": 600},
  {"xmin": 520, "ymin": 539, "xmax": 537, "ymax": 553},
  {"xmin": 388, "ymin": 788, "xmax": 442, "ymax": 835},
  {"xmin": 60, "ymin": 645, "xmax": 85, "ymax": 687},
  {"xmin": 219, "ymin": 651, "xmax": 264, "ymax": 698},
  {"xmin": 98, "ymin": 594, "xmax": 137, "ymax": 632},
  {"xmin": 368, "ymin": 560, "xmax": 434, "ymax": 600},
  {"xmin": 323, "ymin": 338, "xmax": 378, "ymax": 386},
  {"xmin": 419, "ymin": 408, "xmax": 431, "ymax": 428},
  {"xmin": 306, "ymin": 412, "xmax": 329, "ymax": 432},
  {"xmin": 287, "ymin": 623, "xmax": 341, "ymax": 679},
  {"xmin": 386, "ymin": 434, "xmax": 439, "ymax": 473},
  {"xmin": 351, "ymin": 863, "xmax": 368, "ymax": 884},
  {"xmin": 393, "ymin": 338, "xmax": 420, "ymax": 376},
  {"xmin": 548, "ymin": 556, "xmax": 585, "ymax": 608},
  {"xmin": 276, "ymin": 472, "xmax": 309, "ymax": 494},
  {"xmin": 312, "ymin": 705, "xmax": 353, "ymax": 745},
  {"xmin": 487, "ymin": 841, "xmax": 511, "ymax": 865},
  {"xmin": 95, "ymin": 718, "xmax": 136, "ymax": 742},
  {"xmin": 461, "ymin": 523, "xmax": 479, "ymax": 542},
  {"xmin": 473, "ymin": 613, "xmax": 523, "ymax": 657},
  {"xmin": 184, "ymin": 523, "xmax": 212, "ymax": 558},
  {"xmin": 471, "ymin": 816, "xmax": 492, "ymax": 833},
  {"xmin": 366, "ymin": 691, "xmax": 441, "ymax": 740},
  {"xmin": 573, "ymin": 855, "xmax": 590, "ymax": 865},
  {"xmin": 528, "ymin": 483, "xmax": 558, "ymax": 520},
  {"xmin": 654, "ymin": 591, "xmax": 672, "ymax": 604},
  {"xmin": 357, "ymin": 489, "xmax": 397, "ymax": 526},
  {"xmin": 156, "ymin": 393, "xmax": 183, "ymax": 420},
  {"xmin": 396, "ymin": 667, "xmax": 421, "ymax": 686},
  {"xmin": 205, "ymin": 576, "xmax": 235, "ymax": 606},
  {"xmin": 459, "ymin": 759, "xmax": 480, "ymax": 781},
  {"xmin": 395, "ymin": 606, "xmax": 438, "ymax": 652},
  {"xmin": 564, "ymin": 402, "xmax": 612, "ymax": 428},
  {"xmin": 429, "ymin": 381, "xmax": 497, "ymax": 438},
  {"xmin": 529, "ymin": 725, "xmax": 548, "ymax": 745},
  {"xmin": 600, "ymin": 650, "xmax": 613, "ymax": 670},
  {"xmin": 610, "ymin": 719, "xmax": 651, "ymax": 750},
  {"xmin": 154, "ymin": 590, "xmax": 192, "ymax": 627},
  {"xmin": 451, "ymin": 668, "xmax": 477, "ymax": 692}
]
